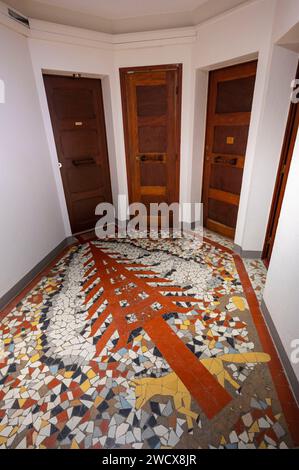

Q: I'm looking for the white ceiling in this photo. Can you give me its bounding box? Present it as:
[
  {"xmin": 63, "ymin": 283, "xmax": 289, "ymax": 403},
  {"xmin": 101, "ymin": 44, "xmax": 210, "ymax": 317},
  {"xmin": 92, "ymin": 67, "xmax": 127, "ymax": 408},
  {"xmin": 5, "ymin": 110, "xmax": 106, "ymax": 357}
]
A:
[
  {"xmin": 5, "ymin": 0, "xmax": 252, "ymax": 34},
  {"xmin": 29, "ymin": 0, "xmax": 206, "ymax": 20}
]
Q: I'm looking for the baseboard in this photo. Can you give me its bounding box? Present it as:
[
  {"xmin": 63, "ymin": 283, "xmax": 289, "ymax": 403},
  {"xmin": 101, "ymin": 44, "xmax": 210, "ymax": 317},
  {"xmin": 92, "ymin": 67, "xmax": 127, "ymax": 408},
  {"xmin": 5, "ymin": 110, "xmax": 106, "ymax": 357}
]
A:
[
  {"xmin": 234, "ymin": 243, "xmax": 262, "ymax": 259},
  {"xmin": 261, "ymin": 299, "xmax": 299, "ymax": 406},
  {"xmin": 0, "ymin": 236, "xmax": 76, "ymax": 311}
]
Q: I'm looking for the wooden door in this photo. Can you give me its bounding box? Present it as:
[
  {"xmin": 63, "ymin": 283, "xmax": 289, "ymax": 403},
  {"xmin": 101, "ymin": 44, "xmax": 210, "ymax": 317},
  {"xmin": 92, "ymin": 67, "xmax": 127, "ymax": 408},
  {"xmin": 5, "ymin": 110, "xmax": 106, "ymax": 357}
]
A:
[
  {"xmin": 262, "ymin": 65, "xmax": 299, "ymax": 266},
  {"xmin": 202, "ymin": 61, "xmax": 257, "ymax": 238},
  {"xmin": 120, "ymin": 64, "xmax": 182, "ymax": 214},
  {"xmin": 43, "ymin": 75, "xmax": 112, "ymax": 234}
]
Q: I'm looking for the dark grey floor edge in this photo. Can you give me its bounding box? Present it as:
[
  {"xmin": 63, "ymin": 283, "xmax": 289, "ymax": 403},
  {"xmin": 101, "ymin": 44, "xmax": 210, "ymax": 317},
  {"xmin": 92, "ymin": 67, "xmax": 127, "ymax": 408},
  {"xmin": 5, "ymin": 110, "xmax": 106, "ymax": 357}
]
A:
[
  {"xmin": 0, "ymin": 236, "xmax": 77, "ymax": 311},
  {"xmin": 234, "ymin": 243, "xmax": 262, "ymax": 259},
  {"xmin": 261, "ymin": 298, "xmax": 299, "ymax": 405}
]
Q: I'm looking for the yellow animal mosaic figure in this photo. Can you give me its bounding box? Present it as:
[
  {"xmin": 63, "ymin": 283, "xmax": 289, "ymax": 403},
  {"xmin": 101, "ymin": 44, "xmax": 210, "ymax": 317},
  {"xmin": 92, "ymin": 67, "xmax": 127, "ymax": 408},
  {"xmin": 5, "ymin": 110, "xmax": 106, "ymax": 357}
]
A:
[{"xmin": 131, "ymin": 352, "xmax": 271, "ymax": 432}]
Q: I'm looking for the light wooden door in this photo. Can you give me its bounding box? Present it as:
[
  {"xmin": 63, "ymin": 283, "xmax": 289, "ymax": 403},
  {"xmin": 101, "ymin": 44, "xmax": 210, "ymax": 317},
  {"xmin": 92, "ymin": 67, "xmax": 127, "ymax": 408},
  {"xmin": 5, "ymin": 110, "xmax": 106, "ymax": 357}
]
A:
[
  {"xmin": 202, "ymin": 61, "xmax": 257, "ymax": 238},
  {"xmin": 120, "ymin": 64, "xmax": 182, "ymax": 214}
]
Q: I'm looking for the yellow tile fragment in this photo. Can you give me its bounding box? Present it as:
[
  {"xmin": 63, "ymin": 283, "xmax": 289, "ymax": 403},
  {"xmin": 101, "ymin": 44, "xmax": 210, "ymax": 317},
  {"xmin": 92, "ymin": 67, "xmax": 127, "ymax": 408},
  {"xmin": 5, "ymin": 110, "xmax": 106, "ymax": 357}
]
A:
[
  {"xmin": 64, "ymin": 371, "xmax": 73, "ymax": 379},
  {"xmin": 94, "ymin": 396, "xmax": 104, "ymax": 407},
  {"xmin": 30, "ymin": 354, "xmax": 40, "ymax": 363},
  {"xmin": 231, "ymin": 296, "xmax": 248, "ymax": 312},
  {"xmin": 80, "ymin": 379, "xmax": 91, "ymax": 392},
  {"xmin": 71, "ymin": 439, "xmax": 79, "ymax": 449},
  {"xmin": 10, "ymin": 427, "xmax": 19, "ymax": 437},
  {"xmin": 249, "ymin": 421, "xmax": 259, "ymax": 433},
  {"xmin": 41, "ymin": 420, "xmax": 48, "ymax": 429},
  {"xmin": 134, "ymin": 335, "xmax": 142, "ymax": 343},
  {"xmin": 87, "ymin": 369, "xmax": 96, "ymax": 379}
]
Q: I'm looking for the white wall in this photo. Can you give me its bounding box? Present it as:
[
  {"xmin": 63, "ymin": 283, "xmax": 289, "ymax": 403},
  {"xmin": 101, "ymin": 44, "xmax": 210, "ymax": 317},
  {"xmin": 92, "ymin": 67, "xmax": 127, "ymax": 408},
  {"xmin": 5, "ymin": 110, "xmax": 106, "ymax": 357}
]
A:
[
  {"xmin": 236, "ymin": 45, "xmax": 298, "ymax": 251},
  {"xmin": 28, "ymin": 24, "xmax": 195, "ymax": 225},
  {"xmin": 27, "ymin": 0, "xmax": 279, "ymax": 231},
  {"xmin": 191, "ymin": 0, "xmax": 277, "ymax": 240},
  {"xmin": 0, "ymin": 23, "xmax": 65, "ymax": 297},
  {"xmin": 1, "ymin": 0, "xmax": 298, "ymax": 283},
  {"xmin": 27, "ymin": 33, "xmax": 117, "ymax": 233},
  {"xmin": 263, "ymin": 128, "xmax": 299, "ymax": 380},
  {"xmin": 272, "ymin": 0, "xmax": 299, "ymax": 43},
  {"xmin": 114, "ymin": 43, "xmax": 194, "ymax": 210},
  {"xmin": 260, "ymin": 0, "xmax": 299, "ymax": 384},
  {"xmin": 1, "ymin": 0, "xmax": 299, "ymax": 384},
  {"xmin": 235, "ymin": 0, "xmax": 299, "ymax": 252}
]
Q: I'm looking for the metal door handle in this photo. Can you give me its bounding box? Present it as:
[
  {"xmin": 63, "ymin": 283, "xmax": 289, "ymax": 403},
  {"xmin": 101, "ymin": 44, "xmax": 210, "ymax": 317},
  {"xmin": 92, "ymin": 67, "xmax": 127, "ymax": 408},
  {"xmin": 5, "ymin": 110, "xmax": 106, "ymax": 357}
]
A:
[
  {"xmin": 136, "ymin": 155, "xmax": 165, "ymax": 162},
  {"xmin": 72, "ymin": 158, "xmax": 95, "ymax": 166},
  {"xmin": 136, "ymin": 155, "xmax": 147, "ymax": 161},
  {"xmin": 214, "ymin": 156, "xmax": 237, "ymax": 166}
]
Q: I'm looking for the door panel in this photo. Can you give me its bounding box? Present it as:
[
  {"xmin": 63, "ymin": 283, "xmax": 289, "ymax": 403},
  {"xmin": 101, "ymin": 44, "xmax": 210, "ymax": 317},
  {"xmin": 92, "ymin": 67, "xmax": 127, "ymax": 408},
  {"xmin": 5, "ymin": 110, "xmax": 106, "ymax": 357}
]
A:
[
  {"xmin": 202, "ymin": 61, "xmax": 257, "ymax": 239},
  {"xmin": 216, "ymin": 75, "xmax": 256, "ymax": 113},
  {"xmin": 212, "ymin": 125, "xmax": 249, "ymax": 155},
  {"xmin": 43, "ymin": 75, "xmax": 112, "ymax": 234},
  {"xmin": 120, "ymin": 64, "xmax": 182, "ymax": 212}
]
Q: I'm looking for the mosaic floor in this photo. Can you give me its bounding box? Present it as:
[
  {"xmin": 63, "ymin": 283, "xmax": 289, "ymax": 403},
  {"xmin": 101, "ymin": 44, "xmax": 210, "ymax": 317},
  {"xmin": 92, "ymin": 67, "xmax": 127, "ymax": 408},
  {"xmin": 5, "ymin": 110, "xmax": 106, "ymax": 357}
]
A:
[
  {"xmin": 202, "ymin": 229, "xmax": 267, "ymax": 303},
  {"xmin": 0, "ymin": 234, "xmax": 298, "ymax": 449}
]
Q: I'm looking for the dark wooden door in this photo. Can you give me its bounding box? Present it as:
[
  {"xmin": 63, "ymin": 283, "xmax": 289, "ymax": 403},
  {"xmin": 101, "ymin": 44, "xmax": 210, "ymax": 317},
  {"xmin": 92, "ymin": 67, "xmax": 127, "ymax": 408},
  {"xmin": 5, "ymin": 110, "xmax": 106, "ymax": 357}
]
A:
[
  {"xmin": 262, "ymin": 64, "xmax": 299, "ymax": 266},
  {"xmin": 120, "ymin": 64, "xmax": 182, "ymax": 213},
  {"xmin": 202, "ymin": 61, "xmax": 257, "ymax": 238},
  {"xmin": 43, "ymin": 75, "xmax": 112, "ymax": 234}
]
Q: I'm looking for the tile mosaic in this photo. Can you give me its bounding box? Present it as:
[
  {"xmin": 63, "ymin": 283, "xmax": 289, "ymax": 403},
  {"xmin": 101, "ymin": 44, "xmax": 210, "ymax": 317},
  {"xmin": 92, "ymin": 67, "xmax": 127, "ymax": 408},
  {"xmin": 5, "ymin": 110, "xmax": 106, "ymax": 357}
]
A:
[{"xmin": 0, "ymin": 234, "xmax": 298, "ymax": 449}]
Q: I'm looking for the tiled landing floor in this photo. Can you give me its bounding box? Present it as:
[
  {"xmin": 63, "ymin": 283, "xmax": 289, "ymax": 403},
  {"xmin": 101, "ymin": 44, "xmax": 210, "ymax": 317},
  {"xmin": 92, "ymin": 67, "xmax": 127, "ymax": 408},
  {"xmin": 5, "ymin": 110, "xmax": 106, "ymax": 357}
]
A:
[
  {"xmin": 202, "ymin": 229, "xmax": 267, "ymax": 303},
  {"xmin": 0, "ymin": 234, "xmax": 298, "ymax": 449}
]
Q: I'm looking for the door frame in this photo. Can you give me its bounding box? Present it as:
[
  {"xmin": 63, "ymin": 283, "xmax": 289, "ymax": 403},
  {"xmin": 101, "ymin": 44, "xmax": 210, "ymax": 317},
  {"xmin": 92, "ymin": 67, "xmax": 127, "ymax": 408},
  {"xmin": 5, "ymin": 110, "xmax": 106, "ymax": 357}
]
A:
[
  {"xmin": 201, "ymin": 60, "xmax": 258, "ymax": 239},
  {"xmin": 262, "ymin": 64, "xmax": 299, "ymax": 266},
  {"xmin": 119, "ymin": 63, "xmax": 182, "ymax": 204}
]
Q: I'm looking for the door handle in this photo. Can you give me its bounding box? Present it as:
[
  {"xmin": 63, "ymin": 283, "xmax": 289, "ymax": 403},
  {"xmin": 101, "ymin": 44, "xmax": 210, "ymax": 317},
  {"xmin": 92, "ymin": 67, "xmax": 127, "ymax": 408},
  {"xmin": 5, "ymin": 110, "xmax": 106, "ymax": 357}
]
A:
[
  {"xmin": 136, "ymin": 155, "xmax": 148, "ymax": 161},
  {"xmin": 136, "ymin": 155, "xmax": 165, "ymax": 162},
  {"xmin": 214, "ymin": 156, "xmax": 237, "ymax": 166},
  {"xmin": 72, "ymin": 157, "xmax": 95, "ymax": 166}
]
